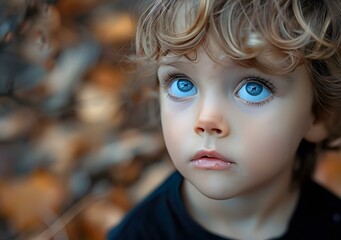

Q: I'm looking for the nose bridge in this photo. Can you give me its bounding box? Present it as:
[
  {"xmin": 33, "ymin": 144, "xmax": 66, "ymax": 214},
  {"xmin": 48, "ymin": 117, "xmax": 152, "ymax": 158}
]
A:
[
  {"xmin": 194, "ymin": 91, "xmax": 229, "ymax": 137},
  {"xmin": 198, "ymin": 92, "xmax": 223, "ymax": 121}
]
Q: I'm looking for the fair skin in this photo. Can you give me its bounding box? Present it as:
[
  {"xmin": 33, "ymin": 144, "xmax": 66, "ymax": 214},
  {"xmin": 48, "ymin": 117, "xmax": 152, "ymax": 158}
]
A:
[{"xmin": 157, "ymin": 47, "xmax": 326, "ymax": 239}]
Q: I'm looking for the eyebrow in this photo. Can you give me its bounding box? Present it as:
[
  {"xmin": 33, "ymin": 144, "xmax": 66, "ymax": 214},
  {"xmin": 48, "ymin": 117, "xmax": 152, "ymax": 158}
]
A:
[
  {"xmin": 159, "ymin": 56, "xmax": 193, "ymax": 66},
  {"xmin": 159, "ymin": 56, "xmax": 295, "ymax": 81}
]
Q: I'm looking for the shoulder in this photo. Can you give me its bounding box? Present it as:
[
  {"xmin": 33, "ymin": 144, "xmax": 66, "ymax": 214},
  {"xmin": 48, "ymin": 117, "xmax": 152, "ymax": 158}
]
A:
[
  {"xmin": 300, "ymin": 179, "xmax": 341, "ymax": 211},
  {"xmin": 107, "ymin": 171, "xmax": 183, "ymax": 240},
  {"xmin": 286, "ymin": 179, "xmax": 341, "ymax": 239}
]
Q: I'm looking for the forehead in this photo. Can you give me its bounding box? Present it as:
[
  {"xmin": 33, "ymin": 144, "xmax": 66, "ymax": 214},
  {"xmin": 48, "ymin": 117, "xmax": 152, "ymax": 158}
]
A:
[
  {"xmin": 159, "ymin": 45, "xmax": 297, "ymax": 82},
  {"xmin": 159, "ymin": 40, "xmax": 278, "ymax": 67}
]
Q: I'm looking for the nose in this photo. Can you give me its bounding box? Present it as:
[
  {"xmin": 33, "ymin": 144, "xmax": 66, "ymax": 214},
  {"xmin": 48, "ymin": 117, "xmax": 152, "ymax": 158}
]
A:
[{"xmin": 194, "ymin": 103, "xmax": 229, "ymax": 138}]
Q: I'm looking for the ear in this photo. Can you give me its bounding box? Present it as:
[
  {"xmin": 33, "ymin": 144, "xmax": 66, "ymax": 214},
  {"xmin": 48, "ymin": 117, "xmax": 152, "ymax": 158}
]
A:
[{"xmin": 304, "ymin": 119, "xmax": 328, "ymax": 143}]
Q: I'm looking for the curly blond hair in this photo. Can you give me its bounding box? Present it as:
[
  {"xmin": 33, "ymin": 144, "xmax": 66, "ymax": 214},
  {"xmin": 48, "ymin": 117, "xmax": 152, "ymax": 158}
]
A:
[{"xmin": 135, "ymin": 0, "xmax": 341, "ymax": 182}]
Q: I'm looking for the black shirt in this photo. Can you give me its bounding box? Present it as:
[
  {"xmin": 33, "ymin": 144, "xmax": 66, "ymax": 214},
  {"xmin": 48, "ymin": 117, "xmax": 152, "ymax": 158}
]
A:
[{"xmin": 107, "ymin": 171, "xmax": 341, "ymax": 240}]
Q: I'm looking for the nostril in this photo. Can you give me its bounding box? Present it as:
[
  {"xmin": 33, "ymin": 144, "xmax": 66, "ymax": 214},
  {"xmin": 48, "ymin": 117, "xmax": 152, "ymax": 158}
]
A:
[
  {"xmin": 196, "ymin": 127, "xmax": 205, "ymax": 133},
  {"xmin": 196, "ymin": 127, "xmax": 223, "ymax": 135},
  {"xmin": 213, "ymin": 129, "xmax": 222, "ymax": 134}
]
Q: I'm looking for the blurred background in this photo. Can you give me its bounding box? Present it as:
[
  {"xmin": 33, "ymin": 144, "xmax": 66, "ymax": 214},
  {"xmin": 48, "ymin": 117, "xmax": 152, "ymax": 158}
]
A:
[
  {"xmin": 0, "ymin": 0, "xmax": 339, "ymax": 239},
  {"xmin": 0, "ymin": 0, "xmax": 174, "ymax": 239}
]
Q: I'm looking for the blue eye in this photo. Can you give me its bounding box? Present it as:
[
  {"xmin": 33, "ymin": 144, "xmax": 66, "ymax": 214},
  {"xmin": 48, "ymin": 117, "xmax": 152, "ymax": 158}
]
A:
[
  {"xmin": 169, "ymin": 79, "xmax": 197, "ymax": 98},
  {"xmin": 237, "ymin": 81, "xmax": 271, "ymax": 103}
]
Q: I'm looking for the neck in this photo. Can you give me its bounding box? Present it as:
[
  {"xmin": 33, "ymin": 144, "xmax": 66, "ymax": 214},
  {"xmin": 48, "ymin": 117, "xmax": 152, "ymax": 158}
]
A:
[{"xmin": 181, "ymin": 174, "xmax": 299, "ymax": 239}]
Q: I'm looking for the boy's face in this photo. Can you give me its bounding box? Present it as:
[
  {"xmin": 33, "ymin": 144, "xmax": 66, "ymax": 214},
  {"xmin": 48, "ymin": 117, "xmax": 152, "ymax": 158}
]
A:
[{"xmin": 157, "ymin": 48, "xmax": 318, "ymax": 199}]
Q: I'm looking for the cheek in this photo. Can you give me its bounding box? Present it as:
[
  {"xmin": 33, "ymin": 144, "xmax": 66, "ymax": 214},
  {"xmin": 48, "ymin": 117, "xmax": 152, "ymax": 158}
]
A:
[
  {"xmin": 160, "ymin": 101, "xmax": 192, "ymax": 157},
  {"xmin": 162, "ymin": 120, "xmax": 179, "ymax": 152},
  {"xmin": 239, "ymin": 101, "xmax": 314, "ymax": 172}
]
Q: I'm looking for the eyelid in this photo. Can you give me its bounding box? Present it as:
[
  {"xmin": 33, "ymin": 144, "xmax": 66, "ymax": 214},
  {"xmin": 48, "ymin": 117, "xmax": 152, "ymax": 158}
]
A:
[
  {"xmin": 237, "ymin": 76, "xmax": 276, "ymax": 94},
  {"xmin": 159, "ymin": 72, "xmax": 197, "ymax": 102},
  {"xmin": 159, "ymin": 72, "xmax": 191, "ymax": 87},
  {"xmin": 235, "ymin": 75, "xmax": 276, "ymax": 107}
]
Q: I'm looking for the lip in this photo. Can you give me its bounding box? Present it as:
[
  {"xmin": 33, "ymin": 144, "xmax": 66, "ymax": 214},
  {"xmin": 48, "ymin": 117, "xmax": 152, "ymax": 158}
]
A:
[{"xmin": 191, "ymin": 150, "xmax": 235, "ymax": 170}]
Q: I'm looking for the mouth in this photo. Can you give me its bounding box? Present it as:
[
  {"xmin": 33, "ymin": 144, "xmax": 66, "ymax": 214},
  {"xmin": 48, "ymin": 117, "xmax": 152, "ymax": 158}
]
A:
[{"xmin": 191, "ymin": 150, "xmax": 235, "ymax": 170}]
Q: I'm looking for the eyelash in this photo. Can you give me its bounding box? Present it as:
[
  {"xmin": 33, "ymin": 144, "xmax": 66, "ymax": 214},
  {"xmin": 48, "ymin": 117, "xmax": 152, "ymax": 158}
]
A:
[
  {"xmin": 160, "ymin": 72, "xmax": 188, "ymax": 87},
  {"xmin": 159, "ymin": 72, "xmax": 194, "ymax": 102},
  {"xmin": 236, "ymin": 75, "xmax": 276, "ymax": 107},
  {"xmin": 159, "ymin": 72, "xmax": 277, "ymax": 106}
]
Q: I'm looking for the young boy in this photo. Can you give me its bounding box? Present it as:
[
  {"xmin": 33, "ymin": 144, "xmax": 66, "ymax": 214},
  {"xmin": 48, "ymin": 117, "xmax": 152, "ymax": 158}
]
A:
[{"xmin": 108, "ymin": 0, "xmax": 341, "ymax": 239}]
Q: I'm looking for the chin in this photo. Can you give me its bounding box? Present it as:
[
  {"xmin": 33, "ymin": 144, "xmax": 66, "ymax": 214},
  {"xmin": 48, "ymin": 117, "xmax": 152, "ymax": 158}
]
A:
[
  {"xmin": 193, "ymin": 182, "xmax": 238, "ymax": 200},
  {"xmin": 201, "ymin": 190, "xmax": 236, "ymax": 200}
]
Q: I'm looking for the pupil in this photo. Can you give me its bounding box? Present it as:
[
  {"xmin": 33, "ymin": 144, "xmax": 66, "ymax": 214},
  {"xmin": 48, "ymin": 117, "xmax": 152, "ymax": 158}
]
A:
[
  {"xmin": 246, "ymin": 82, "xmax": 262, "ymax": 96},
  {"xmin": 178, "ymin": 80, "xmax": 193, "ymax": 92}
]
